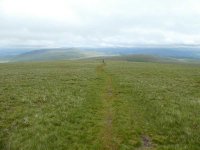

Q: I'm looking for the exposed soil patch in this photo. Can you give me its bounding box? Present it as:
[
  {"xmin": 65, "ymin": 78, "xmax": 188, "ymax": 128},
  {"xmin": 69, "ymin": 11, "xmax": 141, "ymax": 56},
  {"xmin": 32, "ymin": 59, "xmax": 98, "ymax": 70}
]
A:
[{"xmin": 142, "ymin": 135, "xmax": 152, "ymax": 147}]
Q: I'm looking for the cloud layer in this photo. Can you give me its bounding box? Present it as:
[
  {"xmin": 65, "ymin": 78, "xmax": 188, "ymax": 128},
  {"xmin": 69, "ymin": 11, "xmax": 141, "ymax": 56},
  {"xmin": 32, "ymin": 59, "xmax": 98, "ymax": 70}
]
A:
[{"xmin": 1, "ymin": 0, "xmax": 200, "ymax": 49}]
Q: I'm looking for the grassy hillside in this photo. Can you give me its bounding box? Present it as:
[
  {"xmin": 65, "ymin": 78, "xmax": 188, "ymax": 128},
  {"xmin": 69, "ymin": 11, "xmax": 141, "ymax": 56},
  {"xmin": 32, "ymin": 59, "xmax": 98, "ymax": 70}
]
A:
[
  {"xmin": 2, "ymin": 46, "xmax": 200, "ymax": 63},
  {"xmin": 6, "ymin": 47, "xmax": 200, "ymax": 63},
  {"xmin": 0, "ymin": 60, "xmax": 200, "ymax": 149},
  {"xmin": 10, "ymin": 48, "xmax": 105, "ymax": 62},
  {"xmin": 105, "ymin": 54, "xmax": 176, "ymax": 63},
  {"xmin": 89, "ymin": 54, "xmax": 200, "ymax": 64}
]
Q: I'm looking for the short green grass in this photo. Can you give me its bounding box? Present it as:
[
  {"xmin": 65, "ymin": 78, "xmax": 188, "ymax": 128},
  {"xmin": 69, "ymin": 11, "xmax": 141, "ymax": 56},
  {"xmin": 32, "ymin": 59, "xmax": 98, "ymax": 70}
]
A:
[{"xmin": 0, "ymin": 60, "xmax": 200, "ymax": 150}]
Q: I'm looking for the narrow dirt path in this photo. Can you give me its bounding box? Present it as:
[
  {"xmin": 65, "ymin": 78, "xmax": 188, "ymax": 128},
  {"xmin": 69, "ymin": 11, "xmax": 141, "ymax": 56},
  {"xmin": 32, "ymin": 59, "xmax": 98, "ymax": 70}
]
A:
[{"xmin": 96, "ymin": 63, "xmax": 118, "ymax": 150}]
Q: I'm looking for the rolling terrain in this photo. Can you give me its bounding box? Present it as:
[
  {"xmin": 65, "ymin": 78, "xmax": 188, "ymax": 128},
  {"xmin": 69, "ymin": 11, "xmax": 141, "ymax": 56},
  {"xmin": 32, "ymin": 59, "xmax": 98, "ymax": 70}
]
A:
[
  {"xmin": 0, "ymin": 58, "xmax": 200, "ymax": 149},
  {"xmin": 9, "ymin": 48, "xmax": 106, "ymax": 62},
  {"xmin": 1, "ymin": 46, "xmax": 200, "ymax": 63}
]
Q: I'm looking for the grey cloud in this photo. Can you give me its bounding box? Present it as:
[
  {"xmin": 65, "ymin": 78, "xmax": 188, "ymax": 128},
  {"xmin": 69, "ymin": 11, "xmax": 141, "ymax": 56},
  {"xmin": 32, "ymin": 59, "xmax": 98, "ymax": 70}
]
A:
[{"xmin": 1, "ymin": 0, "xmax": 200, "ymax": 50}]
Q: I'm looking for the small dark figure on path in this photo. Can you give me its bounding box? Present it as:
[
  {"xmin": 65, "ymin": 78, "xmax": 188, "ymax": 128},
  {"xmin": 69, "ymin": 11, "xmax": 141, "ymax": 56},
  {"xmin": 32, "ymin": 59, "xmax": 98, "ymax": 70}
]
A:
[{"xmin": 103, "ymin": 59, "xmax": 105, "ymax": 64}]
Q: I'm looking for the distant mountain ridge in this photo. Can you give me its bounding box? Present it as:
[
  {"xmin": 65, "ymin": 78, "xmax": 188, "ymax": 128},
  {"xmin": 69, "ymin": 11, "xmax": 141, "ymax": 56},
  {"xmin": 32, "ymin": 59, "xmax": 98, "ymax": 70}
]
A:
[
  {"xmin": 10, "ymin": 48, "xmax": 106, "ymax": 62},
  {"xmin": 89, "ymin": 47, "xmax": 200, "ymax": 59},
  {"xmin": 1, "ymin": 46, "xmax": 200, "ymax": 62}
]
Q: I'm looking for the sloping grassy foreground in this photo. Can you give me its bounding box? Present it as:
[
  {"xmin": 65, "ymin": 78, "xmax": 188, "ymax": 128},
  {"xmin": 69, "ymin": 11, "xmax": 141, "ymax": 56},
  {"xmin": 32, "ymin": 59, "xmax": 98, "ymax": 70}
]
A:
[
  {"xmin": 0, "ymin": 60, "xmax": 200, "ymax": 149},
  {"xmin": 106, "ymin": 62, "xmax": 200, "ymax": 149}
]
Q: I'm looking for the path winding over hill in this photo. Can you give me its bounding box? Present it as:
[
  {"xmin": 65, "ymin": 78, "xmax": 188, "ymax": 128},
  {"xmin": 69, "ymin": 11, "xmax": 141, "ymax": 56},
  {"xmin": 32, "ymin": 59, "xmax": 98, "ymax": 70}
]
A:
[{"xmin": 96, "ymin": 63, "xmax": 118, "ymax": 150}]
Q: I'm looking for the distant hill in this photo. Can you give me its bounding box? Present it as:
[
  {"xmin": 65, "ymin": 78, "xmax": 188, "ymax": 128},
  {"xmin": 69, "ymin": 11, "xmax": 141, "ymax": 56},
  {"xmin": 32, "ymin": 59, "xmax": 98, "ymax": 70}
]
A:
[
  {"xmin": 1, "ymin": 46, "xmax": 200, "ymax": 62},
  {"xmin": 10, "ymin": 48, "xmax": 105, "ymax": 62},
  {"xmin": 104, "ymin": 54, "xmax": 176, "ymax": 62},
  {"xmin": 89, "ymin": 47, "xmax": 200, "ymax": 59},
  {"xmin": 89, "ymin": 54, "xmax": 200, "ymax": 64}
]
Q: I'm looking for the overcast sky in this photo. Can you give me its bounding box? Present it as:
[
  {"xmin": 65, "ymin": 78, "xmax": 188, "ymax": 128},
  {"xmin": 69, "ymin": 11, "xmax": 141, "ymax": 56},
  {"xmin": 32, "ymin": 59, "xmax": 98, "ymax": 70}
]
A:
[{"xmin": 1, "ymin": 0, "xmax": 200, "ymax": 49}]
